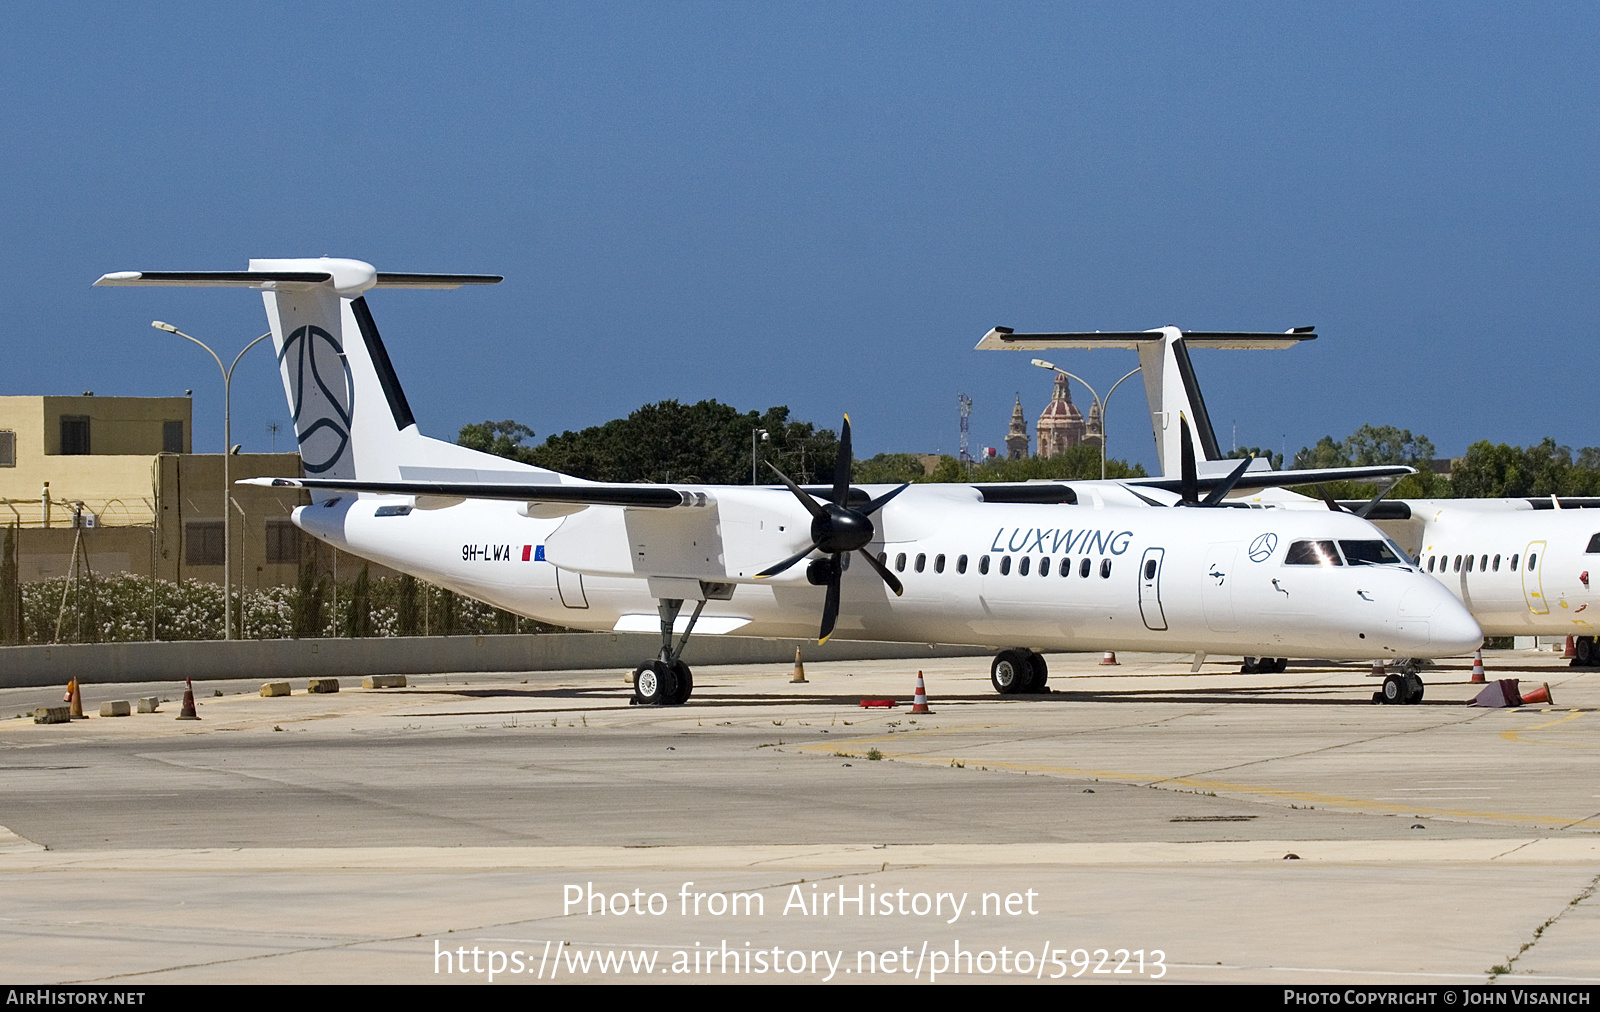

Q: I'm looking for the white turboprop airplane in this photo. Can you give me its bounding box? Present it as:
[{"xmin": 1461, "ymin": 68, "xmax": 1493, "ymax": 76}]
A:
[
  {"xmin": 94, "ymin": 259, "xmax": 1481, "ymax": 705},
  {"xmin": 980, "ymin": 324, "xmax": 1600, "ymax": 686}
]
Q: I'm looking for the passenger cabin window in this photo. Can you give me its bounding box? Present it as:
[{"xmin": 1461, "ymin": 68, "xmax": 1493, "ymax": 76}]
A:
[
  {"xmin": 895, "ymin": 553, "xmax": 906, "ymax": 573},
  {"xmin": 1465, "ymin": 555, "xmax": 1474, "ymax": 573},
  {"xmin": 1492, "ymin": 555, "xmax": 1501, "ymax": 571},
  {"xmin": 1510, "ymin": 554, "xmax": 1519, "ymax": 570},
  {"xmin": 1079, "ymin": 558, "xmax": 1091, "ymax": 578},
  {"xmin": 1039, "ymin": 556, "xmax": 1049, "ymax": 577},
  {"xmin": 1528, "ymin": 553, "xmax": 1538, "ymax": 570},
  {"xmin": 1284, "ymin": 540, "xmax": 1342, "ymax": 566},
  {"xmin": 1099, "ymin": 558, "xmax": 1112, "ymax": 578},
  {"xmin": 1059, "ymin": 558, "xmax": 1072, "ymax": 577},
  {"xmin": 1453, "ymin": 556, "xmax": 1462, "ymax": 572},
  {"xmin": 1339, "ymin": 540, "xmax": 1402, "ymax": 566},
  {"xmin": 1018, "ymin": 557, "xmax": 1030, "ymax": 576},
  {"xmin": 999, "ymin": 556, "xmax": 1011, "ymax": 576},
  {"xmin": 956, "ymin": 555, "xmax": 967, "ymax": 574},
  {"xmin": 1144, "ymin": 559, "xmax": 1157, "ymax": 579},
  {"xmin": 978, "ymin": 556, "xmax": 990, "ymax": 575},
  {"xmin": 914, "ymin": 553, "xmax": 925, "ymax": 573},
  {"xmin": 934, "ymin": 554, "xmax": 945, "ymax": 574},
  {"xmin": 1427, "ymin": 556, "xmax": 1436, "ymax": 573}
]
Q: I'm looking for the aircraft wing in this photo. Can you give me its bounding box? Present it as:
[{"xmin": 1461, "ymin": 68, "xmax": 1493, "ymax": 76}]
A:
[
  {"xmin": 1123, "ymin": 464, "xmax": 1413, "ymax": 494},
  {"xmin": 242, "ymin": 477, "xmax": 695, "ymax": 508}
]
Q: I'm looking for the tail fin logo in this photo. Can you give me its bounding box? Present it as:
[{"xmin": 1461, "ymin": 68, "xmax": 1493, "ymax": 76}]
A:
[{"xmin": 280, "ymin": 324, "xmax": 354, "ymax": 474}]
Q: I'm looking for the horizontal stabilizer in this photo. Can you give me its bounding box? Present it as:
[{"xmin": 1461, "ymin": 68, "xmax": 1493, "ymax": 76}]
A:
[
  {"xmin": 975, "ymin": 326, "xmax": 1315, "ymax": 351},
  {"xmin": 95, "ymin": 270, "xmax": 501, "ymax": 291}
]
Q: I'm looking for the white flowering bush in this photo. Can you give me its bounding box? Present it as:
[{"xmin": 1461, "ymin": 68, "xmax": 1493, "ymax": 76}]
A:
[{"xmin": 20, "ymin": 572, "xmax": 562, "ymax": 643}]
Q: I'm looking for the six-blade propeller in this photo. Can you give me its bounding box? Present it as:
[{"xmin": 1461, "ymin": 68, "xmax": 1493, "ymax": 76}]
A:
[{"xmin": 755, "ymin": 416, "xmax": 908, "ymax": 643}]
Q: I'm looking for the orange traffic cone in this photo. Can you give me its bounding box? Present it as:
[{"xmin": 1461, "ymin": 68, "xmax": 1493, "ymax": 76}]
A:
[
  {"xmin": 66, "ymin": 679, "xmax": 85, "ymax": 720},
  {"xmin": 1100, "ymin": 651, "xmax": 1119, "ymax": 666},
  {"xmin": 1563, "ymin": 636, "xmax": 1576, "ymax": 659},
  {"xmin": 910, "ymin": 670, "xmax": 932, "ymax": 713},
  {"xmin": 176, "ymin": 677, "xmax": 200, "ymax": 721},
  {"xmin": 790, "ymin": 647, "xmax": 808, "ymax": 684},
  {"xmin": 1471, "ymin": 650, "xmax": 1486, "ymax": 683},
  {"xmin": 1520, "ymin": 682, "xmax": 1554, "ymax": 706}
]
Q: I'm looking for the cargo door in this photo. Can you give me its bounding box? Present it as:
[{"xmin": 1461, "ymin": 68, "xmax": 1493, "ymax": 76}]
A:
[{"xmin": 556, "ymin": 567, "xmax": 589, "ymax": 609}]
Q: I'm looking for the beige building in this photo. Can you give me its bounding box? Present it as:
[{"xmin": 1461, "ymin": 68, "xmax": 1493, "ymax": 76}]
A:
[
  {"xmin": 1034, "ymin": 373, "xmax": 1102, "ymax": 458},
  {"xmin": 0, "ymin": 395, "xmax": 380, "ymax": 588}
]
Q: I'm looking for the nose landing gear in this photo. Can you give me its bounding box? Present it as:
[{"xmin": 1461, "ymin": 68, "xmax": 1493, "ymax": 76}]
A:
[{"xmin": 1374, "ymin": 671, "xmax": 1424, "ymax": 705}]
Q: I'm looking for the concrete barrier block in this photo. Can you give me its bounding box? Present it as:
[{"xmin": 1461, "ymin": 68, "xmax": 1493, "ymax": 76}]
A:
[
  {"xmin": 307, "ymin": 678, "xmax": 340, "ymax": 694},
  {"xmin": 136, "ymin": 697, "xmax": 159, "ymax": 713},
  {"xmin": 99, "ymin": 700, "xmax": 132, "ymax": 717},
  {"xmin": 34, "ymin": 706, "xmax": 70, "ymax": 724},
  {"xmin": 362, "ymin": 675, "xmax": 407, "ymax": 689},
  {"xmin": 260, "ymin": 681, "xmax": 291, "ymax": 697}
]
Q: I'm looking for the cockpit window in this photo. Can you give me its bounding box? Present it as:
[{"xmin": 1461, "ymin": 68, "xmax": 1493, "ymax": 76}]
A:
[
  {"xmin": 1587, "ymin": 533, "xmax": 1600, "ymax": 554},
  {"xmin": 1339, "ymin": 540, "xmax": 1404, "ymax": 566},
  {"xmin": 1284, "ymin": 540, "xmax": 1342, "ymax": 566}
]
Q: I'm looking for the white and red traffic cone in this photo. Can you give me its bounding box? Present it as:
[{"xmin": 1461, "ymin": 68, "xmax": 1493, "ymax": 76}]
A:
[
  {"xmin": 1471, "ymin": 650, "xmax": 1486, "ymax": 683},
  {"xmin": 177, "ymin": 677, "xmax": 200, "ymax": 721},
  {"xmin": 910, "ymin": 671, "xmax": 932, "ymax": 713},
  {"xmin": 1100, "ymin": 651, "xmax": 1118, "ymax": 666},
  {"xmin": 1563, "ymin": 636, "xmax": 1576, "ymax": 659},
  {"xmin": 790, "ymin": 647, "xmax": 808, "ymax": 684}
]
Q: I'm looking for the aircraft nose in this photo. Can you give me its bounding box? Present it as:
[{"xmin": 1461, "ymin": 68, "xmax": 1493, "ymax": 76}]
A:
[
  {"xmin": 1397, "ymin": 583, "xmax": 1481, "ymax": 655},
  {"xmin": 1429, "ymin": 596, "xmax": 1484, "ymax": 655}
]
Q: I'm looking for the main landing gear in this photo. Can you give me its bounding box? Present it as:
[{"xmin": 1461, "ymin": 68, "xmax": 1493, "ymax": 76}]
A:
[
  {"xmin": 991, "ymin": 648, "xmax": 1049, "ymax": 694},
  {"xmin": 1240, "ymin": 657, "xmax": 1289, "ymax": 674},
  {"xmin": 1374, "ymin": 671, "xmax": 1425, "ymax": 705},
  {"xmin": 633, "ymin": 597, "xmax": 701, "ymax": 706}
]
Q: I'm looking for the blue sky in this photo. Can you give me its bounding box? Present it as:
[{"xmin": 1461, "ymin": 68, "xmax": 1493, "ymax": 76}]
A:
[{"xmin": 3, "ymin": 3, "xmax": 1596, "ymax": 471}]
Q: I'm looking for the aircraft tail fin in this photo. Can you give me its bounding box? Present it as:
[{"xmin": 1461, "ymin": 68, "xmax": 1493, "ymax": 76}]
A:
[{"xmin": 95, "ymin": 258, "xmax": 540, "ymax": 483}]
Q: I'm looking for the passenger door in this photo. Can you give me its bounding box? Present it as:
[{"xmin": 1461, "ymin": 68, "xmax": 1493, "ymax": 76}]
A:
[
  {"xmin": 1138, "ymin": 547, "xmax": 1167, "ymax": 631},
  {"xmin": 1522, "ymin": 540, "xmax": 1548, "ymax": 615}
]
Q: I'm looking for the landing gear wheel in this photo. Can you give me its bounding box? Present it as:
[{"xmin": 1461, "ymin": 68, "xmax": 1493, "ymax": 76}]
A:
[
  {"xmin": 1575, "ymin": 637, "xmax": 1597, "ymax": 667},
  {"xmin": 1242, "ymin": 657, "xmax": 1263, "ymax": 674},
  {"xmin": 1027, "ymin": 652, "xmax": 1049, "ymax": 692},
  {"xmin": 1381, "ymin": 673, "xmax": 1407, "ymax": 705},
  {"xmin": 1271, "ymin": 657, "xmax": 1289, "ymax": 673},
  {"xmin": 991, "ymin": 650, "xmax": 1028, "ymax": 694},
  {"xmin": 1404, "ymin": 673, "xmax": 1424, "ymax": 704},
  {"xmin": 669, "ymin": 660, "xmax": 694, "ymax": 704},
  {"xmin": 634, "ymin": 660, "xmax": 679, "ymax": 706}
]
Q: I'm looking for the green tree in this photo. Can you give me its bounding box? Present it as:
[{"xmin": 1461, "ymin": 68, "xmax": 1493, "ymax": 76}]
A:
[
  {"xmin": 342, "ymin": 565, "xmax": 372, "ymax": 638},
  {"xmin": 1228, "ymin": 446, "xmax": 1284, "ymax": 469},
  {"xmin": 463, "ymin": 401, "xmax": 839, "ymax": 486},
  {"xmin": 853, "ymin": 453, "xmax": 929, "ymax": 484}
]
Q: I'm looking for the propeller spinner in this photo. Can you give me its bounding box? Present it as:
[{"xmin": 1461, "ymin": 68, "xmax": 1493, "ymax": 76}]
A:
[{"xmin": 755, "ymin": 416, "xmax": 908, "ymax": 642}]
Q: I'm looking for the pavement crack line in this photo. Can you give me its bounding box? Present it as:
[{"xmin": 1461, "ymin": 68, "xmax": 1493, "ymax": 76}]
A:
[
  {"xmin": 1162, "ymin": 709, "xmax": 1494, "ymax": 783},
  {"xmin": 1485, "ymin": 870, "xmax": 1600, "ymax": 982}
]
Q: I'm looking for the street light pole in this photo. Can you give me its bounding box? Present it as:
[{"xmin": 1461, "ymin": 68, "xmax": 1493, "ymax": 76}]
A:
[
  {"xmin": 751, "ymin": 428, "xmax": 769, "ymax": 484},
  {"xmin": 152, "ymin": 322, "xmax": 271, "ymax": 640},
  {"xmin": 1031, "ymin": 360, "xmax": 1142, "ymax": 480}
]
